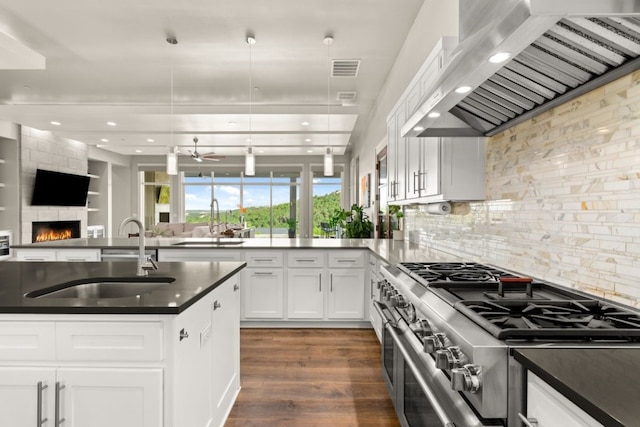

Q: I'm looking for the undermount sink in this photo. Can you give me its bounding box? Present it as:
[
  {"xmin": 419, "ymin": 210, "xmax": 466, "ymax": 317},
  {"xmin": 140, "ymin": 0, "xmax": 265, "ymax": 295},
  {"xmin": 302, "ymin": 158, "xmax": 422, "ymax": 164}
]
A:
[
  {"xmin": 25, "ymin": 276, "xmax": 176, "ymax": 299},
  {"xmin": 171, "ymin": 240, "xmax": 244, "ymax": 246}
]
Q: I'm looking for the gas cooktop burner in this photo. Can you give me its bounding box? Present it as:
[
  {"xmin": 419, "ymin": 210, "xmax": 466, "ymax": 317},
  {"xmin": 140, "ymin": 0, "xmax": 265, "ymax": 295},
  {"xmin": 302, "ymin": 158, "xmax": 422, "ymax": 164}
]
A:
[
  {"xmin": 398, "ymin": 262, "xmax": 502, "ymax": 285},
  {"xmin": 455, "ymin": 300, "xmax": 640, "ymax": 340}
]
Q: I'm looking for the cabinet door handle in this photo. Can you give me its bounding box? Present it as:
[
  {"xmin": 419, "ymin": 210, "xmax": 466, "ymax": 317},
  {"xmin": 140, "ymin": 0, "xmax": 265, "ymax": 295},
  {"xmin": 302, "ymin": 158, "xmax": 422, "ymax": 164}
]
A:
[
  {"xmin": 253, "ymin": 258, "xmax": 275, "ymax": 262},
  {"xmin": 55, "ymin": 382, "xmax": 65, "ymax": 427},
  {"xmin": 233, "ymin": 283, "xmax": 239, "ymax": 292},
  {"xmin": 25, "ymin": 257, "xmax": 46, "ymax": 261},
  {"xmin": 296, "ymin": 259, "xmax": 316, "ymax": 262},
  {"xmin": 420, "ymin": 170, "xmax": 428, "ymax": 192},
  {"xmin": 37, "ymin": 381, "xmax": 48, "ymax": 426},
  {"xmin": 370, "ymin": 278, "xmax": 374, "ymax": 298},
  {"xmin": 179, "ymin": 328, "xmax": 189, "ymax": 341},
  {"xmin": 336, "ymin": 259, "xmax": 356, "ymax": 263},
  {"xmin": 319, "ymin": 273, "xmax": 322, "ymax": 292},
  {"xmin": 413, "ymin": 171, "xmax": 420, "ymax": 194},
  {"xmin": 330, "ymin": 274, "xmax": 333, "ymax": 292},
  {"xmin": 213, "ymin": 300, "xmax": 221, "ymax": 311},
  {"xmin": 254, "ymin": 272, "xmax": 273, "ymax": 275},
  {"xmin": 65, "ymin": 258, "xmax": 88, "ymax": 262},
  {"xmin": 517, "ymin": 413, "xmax": 538, "ymax": 427}
]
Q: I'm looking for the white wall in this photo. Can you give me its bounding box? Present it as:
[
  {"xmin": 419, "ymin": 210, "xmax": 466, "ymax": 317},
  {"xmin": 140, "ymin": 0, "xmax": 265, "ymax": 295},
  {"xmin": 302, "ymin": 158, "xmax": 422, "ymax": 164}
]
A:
[
  {"xmin": 349, "ymin": 1, "xmax": 459, "ymax": 220},
  {"xmin": 20, "ymin": 127, "xmax": 89, "ymax": 243}
]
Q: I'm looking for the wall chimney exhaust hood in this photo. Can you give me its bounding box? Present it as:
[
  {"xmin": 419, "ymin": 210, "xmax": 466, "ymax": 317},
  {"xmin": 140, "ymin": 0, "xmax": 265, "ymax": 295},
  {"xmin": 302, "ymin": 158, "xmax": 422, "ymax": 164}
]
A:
[{"xmin": 403, "ymin": 0, "xmax": 640, "ymax": 138}]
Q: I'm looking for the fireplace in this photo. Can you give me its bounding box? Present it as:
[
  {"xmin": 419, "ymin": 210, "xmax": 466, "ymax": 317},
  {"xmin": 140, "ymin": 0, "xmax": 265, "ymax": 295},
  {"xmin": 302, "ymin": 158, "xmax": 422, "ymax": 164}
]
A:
[{"xmin": 32, "ymin": 221, "xmax": 81, "ymax": 243}]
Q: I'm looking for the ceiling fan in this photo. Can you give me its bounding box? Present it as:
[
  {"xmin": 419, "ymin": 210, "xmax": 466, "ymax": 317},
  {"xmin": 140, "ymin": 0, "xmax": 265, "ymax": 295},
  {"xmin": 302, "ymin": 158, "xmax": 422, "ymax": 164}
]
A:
[{"xmin": 179, "ymin": 137, "xmax": 225, "ymax": 162}]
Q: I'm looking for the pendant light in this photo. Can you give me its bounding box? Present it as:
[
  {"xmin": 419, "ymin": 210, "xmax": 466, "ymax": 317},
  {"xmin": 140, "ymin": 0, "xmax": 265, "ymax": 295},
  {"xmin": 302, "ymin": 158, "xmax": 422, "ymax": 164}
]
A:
[
  {"xmin": 245, "ymin": 35, "xmax": 256, "ymax": 176},
  {"xmin": 166, "ymin": 36, "xmax": 178, "ymax": 175},
  {"xmin": 323, "ymin": 35, "xmax": 334, "ymax": 177}
]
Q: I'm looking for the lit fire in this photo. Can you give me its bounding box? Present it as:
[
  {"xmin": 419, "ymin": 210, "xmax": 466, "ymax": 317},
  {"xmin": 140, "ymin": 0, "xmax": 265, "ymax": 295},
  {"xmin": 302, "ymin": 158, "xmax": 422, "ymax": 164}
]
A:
[{"xmin": 35, "ymin": 229, "xmax": 73, "ymax": 242}]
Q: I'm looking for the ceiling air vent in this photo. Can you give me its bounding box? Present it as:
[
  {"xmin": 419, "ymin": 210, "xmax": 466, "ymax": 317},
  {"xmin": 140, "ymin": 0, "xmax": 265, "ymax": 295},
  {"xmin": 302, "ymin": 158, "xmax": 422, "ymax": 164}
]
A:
[
  {"xmin": 337, "ymin": 91, "xmax": 357, "ymax": 102},
  {"xmin": 332, "ymin": 59, "xmax": 360, "ymax": 77}
]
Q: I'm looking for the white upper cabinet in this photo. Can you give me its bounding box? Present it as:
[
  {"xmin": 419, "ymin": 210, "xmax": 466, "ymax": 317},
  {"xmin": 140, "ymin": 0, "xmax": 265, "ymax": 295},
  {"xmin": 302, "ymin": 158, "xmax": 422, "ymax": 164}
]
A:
[{"xmin": 386, "ymin": 37, "xmax": 486, "ymax": 205}]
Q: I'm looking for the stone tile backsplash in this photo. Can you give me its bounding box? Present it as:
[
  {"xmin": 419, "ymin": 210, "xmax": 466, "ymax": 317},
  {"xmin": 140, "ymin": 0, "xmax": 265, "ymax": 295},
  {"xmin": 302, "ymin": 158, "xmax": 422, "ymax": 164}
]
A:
[{"xmin": 405, "ymin": 70, "xmax": 640, "ymax": 308}]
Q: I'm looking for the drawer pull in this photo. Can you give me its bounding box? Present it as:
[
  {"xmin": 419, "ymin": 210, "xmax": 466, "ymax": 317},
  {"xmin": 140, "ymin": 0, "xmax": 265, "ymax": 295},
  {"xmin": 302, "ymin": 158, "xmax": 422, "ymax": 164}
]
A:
[
  {"xmin": 253, "ymin": 258, "xmax": 275, "ymax": 262},
  {"xmin": 254, "ymin": 272, "xmax": 273, "ymax": 275},
  {"xmin": 336, "ymin": 259, "xmax": 357, "ymax": 263},
  {"xmin": 179, "ymin": 328, "xmax": 189, "ymax": 341},
  {"xmin": 295, "ymin": 259, "xmax": 316, "ymax": 262},
  {"xmin": 319, "ymin": 273, "xmax": 322, "ymax": 292},
  {"xmin": 517, "ymin": 413, "xmax": 538, "ymax": 427}
]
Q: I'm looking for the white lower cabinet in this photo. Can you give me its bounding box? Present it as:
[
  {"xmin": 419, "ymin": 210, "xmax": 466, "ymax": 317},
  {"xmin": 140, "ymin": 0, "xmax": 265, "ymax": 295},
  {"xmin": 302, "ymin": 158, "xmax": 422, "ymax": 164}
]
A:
[
  {"xmin": 524, "ymin": 372, "xmax": 603, "ymax": 427},
  {"xmin": 327, "ymin": 269, "xmax": 366, "ymax": 319},
  {"xmin": 14, "ymin": 248, "xmax": 101, "ymax": 262},
  {"xmin": 0, "ymin": 276, "xmax": 241, "ymax": 427},
  {"xmin": 0, "ymin": 367, "xmax": 161, "ymax": 427},
  {"xmin": 242, "ymin": 268, "xmax": 284, "ymax": 318},
  {"xmin": 287, "ymin": 268, "xmax": 324, "ymax": 319}
]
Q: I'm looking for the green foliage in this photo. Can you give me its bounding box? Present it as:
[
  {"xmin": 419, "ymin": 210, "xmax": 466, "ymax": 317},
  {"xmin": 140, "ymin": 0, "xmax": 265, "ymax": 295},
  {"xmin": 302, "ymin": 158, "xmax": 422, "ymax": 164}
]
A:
[
  {"xmin": 344, "ymin": 204, "xmax": 373, "ymax": 238},
  {"xmin": 185, "ymin": 191, "xmax": 342, "ymax": 237},
  {"xmin": 284, "ymin": 217, "xmax": 298, "ymax": 230}
]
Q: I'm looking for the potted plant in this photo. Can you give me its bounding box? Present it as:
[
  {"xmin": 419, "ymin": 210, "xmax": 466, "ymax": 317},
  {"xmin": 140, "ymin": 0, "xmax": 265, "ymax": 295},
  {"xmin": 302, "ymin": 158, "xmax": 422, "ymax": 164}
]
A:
[
  {"xmin": 284, "ymin": 217, "xmax": 298, "ymax": 238},
  {"xmin": 328, "ymin": 208, "xmax": 349, "ymax": 238},
  {"xmin": 389, "ymin": 205, "xmax": 404, "ymax": 240},
  {"xmin": 344, "ymin": 204, "xmax": 374, "ymax": 238}
]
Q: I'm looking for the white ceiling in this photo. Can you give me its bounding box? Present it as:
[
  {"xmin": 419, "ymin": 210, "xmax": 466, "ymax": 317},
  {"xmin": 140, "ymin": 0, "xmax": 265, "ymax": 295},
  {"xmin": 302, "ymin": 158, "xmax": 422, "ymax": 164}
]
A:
[{"xmin": 0, "ymin": 0, "xmax": 425, "ymax": 159}]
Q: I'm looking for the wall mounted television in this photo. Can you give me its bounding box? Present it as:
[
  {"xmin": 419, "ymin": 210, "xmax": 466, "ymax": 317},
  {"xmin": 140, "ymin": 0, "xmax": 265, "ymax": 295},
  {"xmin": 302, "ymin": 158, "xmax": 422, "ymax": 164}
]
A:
[{"xmin": 31, "ymin": 169, "xmax": 91, "ymax": 206}]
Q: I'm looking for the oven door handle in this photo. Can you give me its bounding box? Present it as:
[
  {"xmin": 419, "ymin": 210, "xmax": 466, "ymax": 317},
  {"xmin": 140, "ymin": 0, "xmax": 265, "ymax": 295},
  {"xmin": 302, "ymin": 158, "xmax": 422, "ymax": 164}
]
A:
[{"xmin": 374, "ymin": 301, "xmax": 457, "ymax": 427}]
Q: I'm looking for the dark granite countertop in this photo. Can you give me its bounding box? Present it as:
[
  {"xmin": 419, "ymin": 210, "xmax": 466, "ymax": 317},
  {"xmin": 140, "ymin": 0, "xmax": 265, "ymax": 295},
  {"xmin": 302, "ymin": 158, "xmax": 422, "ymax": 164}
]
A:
[
  {"xmin": 513, "ymin": 347, "xmax": 640, "ymax": 427},
  {"xmin": 0, "ymin": 261, "xmax": 245, "ymax": 314}
]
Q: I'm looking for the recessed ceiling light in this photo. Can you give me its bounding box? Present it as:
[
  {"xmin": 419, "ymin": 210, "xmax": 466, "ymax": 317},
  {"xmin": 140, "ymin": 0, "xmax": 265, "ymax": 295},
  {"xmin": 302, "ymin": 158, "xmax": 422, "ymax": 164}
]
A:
[
  {"xmin": 50, "ymin": 121, "xmax": 61, "ymax": 126},
  {"xmin": 107, "ymin": 121, "xmax": 117, "ymax": 126},
  {"xmin": 246, "ymin": 138, "xmax": 252, "ymax": 143},
  {"xmin": 307, "ymin": 149, "xmax": 313, "ymax": 153},
  {"xmin": 413, "ymin": 126, "xmax": 425, "ymax": 132},
  {"xmin": 258, "ymin": 149, "xmax": 265, "ymax": 153},
  {"xmin": 455, "ymin": 86, "xmax": 472, "ymax": 94},
  {"xmin": 227, "ymin": 121, "xmax": 237, "ymax": 126},
  {"xmin": 147, "ymin": 138, "xmax": 155, "ymax": 142},
  {"xmin": 100, "ymin": 138, "xmax": 109, "ymax": 142},
  {"xmin": 427, "ymin": 112, "xmax": 441, "ymax": 118},
  {"xmin": 488, "ymin": 52, "xmax": 511, "ymax": 63},
  {"xmin": 301, "ymin": 121, "xmax": 310, "ymax": 126},
  {"xmin": 96, "ymin": 144, "xmax": 105, "ymax": 148},
  {"xmin": 135, "ymin": 149, "xmax": 142, "ymax": 153},
  {"xmin": 305, "ymin": 138, "xmax": 312, "ymax": 142}
]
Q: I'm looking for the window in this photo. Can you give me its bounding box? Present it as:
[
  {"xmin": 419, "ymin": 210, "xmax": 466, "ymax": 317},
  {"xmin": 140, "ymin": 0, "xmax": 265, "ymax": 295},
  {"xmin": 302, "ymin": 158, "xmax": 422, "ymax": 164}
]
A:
[
  {"xmin": 182, "ymin": 169, "xmax": 301, "ymax": 238},
  {"xmin": 312, "ymin": 171, "xmax": 342, "ymax": 238},
  {"xmin": 140, "ymin": 171, "xmax": 171, "ymax": 229}
]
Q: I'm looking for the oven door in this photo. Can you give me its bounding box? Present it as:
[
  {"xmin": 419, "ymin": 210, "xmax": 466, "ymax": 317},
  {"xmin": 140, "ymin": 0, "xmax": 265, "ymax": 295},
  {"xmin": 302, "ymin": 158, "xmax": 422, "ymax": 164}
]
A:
[{"xmin": 375, "ymin": 302, "xmax": 494, "ymax": 427}]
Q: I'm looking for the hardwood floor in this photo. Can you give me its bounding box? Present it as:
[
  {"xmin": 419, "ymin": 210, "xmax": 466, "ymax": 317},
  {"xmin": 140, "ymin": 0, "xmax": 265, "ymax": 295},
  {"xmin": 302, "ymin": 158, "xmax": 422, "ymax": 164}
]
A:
[{"xmin": 226, "ymin": 328, "xmax": 400, "ymax": 427}]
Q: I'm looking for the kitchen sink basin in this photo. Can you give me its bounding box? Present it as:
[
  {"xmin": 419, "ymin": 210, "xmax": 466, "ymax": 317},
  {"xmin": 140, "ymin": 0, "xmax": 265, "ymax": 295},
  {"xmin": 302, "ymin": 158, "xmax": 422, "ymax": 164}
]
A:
[
  {"xmin": 25, "ymin": 276, "xmax": 176, "ymax": 299},
  {"xmin": 171, "ymin": 240, "xmax": 244, "ymax": 246}
]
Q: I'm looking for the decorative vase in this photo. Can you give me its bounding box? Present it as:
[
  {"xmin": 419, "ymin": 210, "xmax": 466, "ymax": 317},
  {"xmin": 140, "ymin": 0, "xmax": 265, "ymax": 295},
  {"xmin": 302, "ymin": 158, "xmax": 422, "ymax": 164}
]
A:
[{"xmin": 393, "ymin": 229, "xmax": 404, "ymax": 241}]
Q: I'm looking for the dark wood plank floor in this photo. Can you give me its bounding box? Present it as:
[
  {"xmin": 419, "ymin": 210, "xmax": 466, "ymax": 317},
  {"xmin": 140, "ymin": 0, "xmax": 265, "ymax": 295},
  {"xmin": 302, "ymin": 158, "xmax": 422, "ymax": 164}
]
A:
[{"xmin": 226, "ymin": 328, "xmax": 400, "ymax": 427}]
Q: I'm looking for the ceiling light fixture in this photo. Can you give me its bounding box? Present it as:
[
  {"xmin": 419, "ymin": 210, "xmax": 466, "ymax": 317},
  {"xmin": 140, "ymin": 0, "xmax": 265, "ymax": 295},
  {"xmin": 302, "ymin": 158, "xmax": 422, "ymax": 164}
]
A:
[
  {"xmin": 106, "ymin": 121, "xmax": 117, "ymax": 126},
  {"xmin": 166, "ymin": 35, "xmax": 179, "ymax": 175},
  {"xmin": 455, "ymin": 86, "xmax": 472, "ymax": 94},
  {"xmin": 324, "ymin": 35, "xmax": 334, "ymax": 177},
  {"xmin": 147, "ymin": 138, "xmax": 155, "ymax": 142},
  {"xmin": 245, "ymin": 35, "xmax": 256, "ymax": 176},
  {"xmin": 50, "ymin": 121, "xmax": 61, "ymax": 126},
  {"xmin": 100, "ymin": 138, "xmax": 109, "ymax": 142},
  {"xmin": 413, "ymin": 126, "xmax": 425, "ymax": 132},
  {"xmin": 427, "ymin": 111, "xmax": 441, "ymax": 118}
]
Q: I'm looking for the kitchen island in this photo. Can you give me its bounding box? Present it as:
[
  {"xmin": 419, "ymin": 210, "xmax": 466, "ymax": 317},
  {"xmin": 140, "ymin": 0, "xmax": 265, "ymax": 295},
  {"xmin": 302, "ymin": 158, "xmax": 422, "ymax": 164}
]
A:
[{"xmin": 0, "ymin": 260, "xmax": 245, "ymax": 427}]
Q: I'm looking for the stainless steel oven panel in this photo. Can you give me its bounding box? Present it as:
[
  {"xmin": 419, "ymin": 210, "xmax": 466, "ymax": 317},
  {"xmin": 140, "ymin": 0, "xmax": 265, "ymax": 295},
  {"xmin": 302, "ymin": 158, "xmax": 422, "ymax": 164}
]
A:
[
  {"xmin": 381, "ymin": 266, "xmax": 509, "ymax": 419},
  {"xmin": 375, "ymin": 302, "xmax": 494, "ymax": 427}
]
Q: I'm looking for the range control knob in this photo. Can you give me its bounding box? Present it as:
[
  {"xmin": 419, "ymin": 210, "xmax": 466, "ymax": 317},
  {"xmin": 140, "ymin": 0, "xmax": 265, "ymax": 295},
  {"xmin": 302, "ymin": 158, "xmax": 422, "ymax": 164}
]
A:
[
  {"xmin": 413, "ymin": 319, "xmax": 432, "ymax": 337},
  {"xmin": 388, "ymin": 293, "xmax": 399, "ymax": 307},
  {"xmin": 396, "ymin": 294, "xmax": 408, "ymax": 308},
  {"xmin": 406, "ymin": 303, "xmax": 417, "ymax": 323},
  {"xmin": 423, "ymin": 333, "xmax": 447, "ymax": 354},
  {"xmin": 435, "ymin": 346, "xmax": 467, "ymax": 370},
  {"xmin": 451, "ymin": 364, "xmax": 482, "ymax": 393}
]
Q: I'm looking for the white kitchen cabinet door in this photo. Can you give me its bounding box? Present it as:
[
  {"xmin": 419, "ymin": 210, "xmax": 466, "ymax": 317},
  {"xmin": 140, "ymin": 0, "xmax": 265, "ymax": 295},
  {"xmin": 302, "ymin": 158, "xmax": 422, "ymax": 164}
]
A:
[
  {"xmin": 211, "ymin": 278, "xmax": 241, "ymax": 422},
  {"xmin": 173, "ymin": 287, "xmax": 214, "ymax": 427},
  {"xmin": 327, "ymin": 270, "xmax": 366, "ymax": 319},
  {"xmin": 525, "ymin": 372, "xmax": 603, "ymax": 427},
  {"xmin": 287, "ymin": 268, "xmax": 324, "ymax": 319},
  {"xmin": 242, "ymin": 269, "xmax": 284, "ymax": 318},
  {"xmin": 56, "ymin": 368, "xmax": 162, "ymax": 427},
  {"xmin": 0, "ymin": 368, "xmax": 56, "ymax": 427}
]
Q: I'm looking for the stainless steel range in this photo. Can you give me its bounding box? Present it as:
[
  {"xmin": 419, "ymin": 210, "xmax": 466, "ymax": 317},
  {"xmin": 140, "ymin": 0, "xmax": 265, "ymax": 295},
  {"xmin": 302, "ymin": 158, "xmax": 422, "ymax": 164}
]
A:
[{"xmin": 376, "ymin": 261, "xmax": 640, "ymax": 427}]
